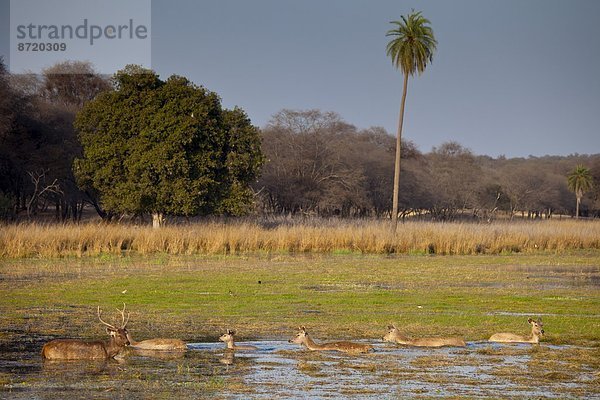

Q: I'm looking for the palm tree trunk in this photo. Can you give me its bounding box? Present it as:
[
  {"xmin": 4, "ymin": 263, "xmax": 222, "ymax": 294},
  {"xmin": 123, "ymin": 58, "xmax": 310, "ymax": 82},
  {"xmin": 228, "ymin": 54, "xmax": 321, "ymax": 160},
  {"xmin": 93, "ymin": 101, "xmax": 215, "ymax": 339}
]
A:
[
  {"xmin": 392, "ymin": 73, "xmax": 409, "ymax": 231},
  {"xmin": 575, "ymin": 196, "xmax": 580, "ymax": 219}
]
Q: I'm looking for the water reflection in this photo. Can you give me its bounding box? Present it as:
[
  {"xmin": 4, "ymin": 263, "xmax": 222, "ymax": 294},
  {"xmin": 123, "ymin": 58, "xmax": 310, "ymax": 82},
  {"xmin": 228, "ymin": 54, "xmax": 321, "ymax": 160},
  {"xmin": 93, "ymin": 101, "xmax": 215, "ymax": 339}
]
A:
[
  {"xmin": 126, "ymin": 347, "xmax": 187, "ymax": 360},
  {"xmin": 42, "ymin": 358, "xmax": 112, "ymax": 374},
  {"xmin": 219, "ymin": 351, "xmax": 235, "ymax": 365},
  {"xmin": 1, "ymin": 340, "xmax": 598, "ymax": 399}
]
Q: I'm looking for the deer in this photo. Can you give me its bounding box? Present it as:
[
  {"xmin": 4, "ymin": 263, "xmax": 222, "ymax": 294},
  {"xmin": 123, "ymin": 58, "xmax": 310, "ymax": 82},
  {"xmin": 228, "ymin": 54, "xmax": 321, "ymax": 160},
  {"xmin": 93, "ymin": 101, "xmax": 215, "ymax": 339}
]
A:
[
  {"xmin": 41, "ymin": 306, "xmax": 130, "ymax": 360},
  {"xmin": 288, "ymin": 326, "xmax": 373, "ymax": 354},
  {"xmin": 219, "ymin": 329, "xmax": 257, "ymax": 351},
  {"xmin": 489, "ymin": 317, "xmax": 544, "ymax": 344},
  {"xmin": 382, "ymin": 324, "xmax": 466, "ymax": 347},
  {"xmin": 117, "ymin": 305, "xmax": 187, "ymax": 351}
]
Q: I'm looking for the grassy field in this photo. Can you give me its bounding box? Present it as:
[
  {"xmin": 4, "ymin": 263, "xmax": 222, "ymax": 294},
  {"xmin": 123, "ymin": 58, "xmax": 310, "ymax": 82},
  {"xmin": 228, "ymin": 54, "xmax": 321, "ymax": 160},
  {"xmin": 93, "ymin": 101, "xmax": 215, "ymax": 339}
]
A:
[
  {"xmin": 1, "ymin": 251, "xmax": 598, "ymax": 345},
  {"xmin": 1, "ymin": 219, "xmax": 600, "ymax": 258},
  {"xmin": 1, "ymin": 248, "xmax": 599, "ymax": 398}
]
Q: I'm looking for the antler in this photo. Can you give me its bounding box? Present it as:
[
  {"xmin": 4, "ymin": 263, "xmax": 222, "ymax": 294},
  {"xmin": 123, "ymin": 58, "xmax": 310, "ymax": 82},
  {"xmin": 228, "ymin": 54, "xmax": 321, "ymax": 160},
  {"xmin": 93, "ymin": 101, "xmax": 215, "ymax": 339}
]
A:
[
  {"xmin": 97, "ymin": 306, "xmax": 117, "ymax": 330},
  {"xmin": 116, "ymin": 303, "xmax": 130, "ymax": 328}
]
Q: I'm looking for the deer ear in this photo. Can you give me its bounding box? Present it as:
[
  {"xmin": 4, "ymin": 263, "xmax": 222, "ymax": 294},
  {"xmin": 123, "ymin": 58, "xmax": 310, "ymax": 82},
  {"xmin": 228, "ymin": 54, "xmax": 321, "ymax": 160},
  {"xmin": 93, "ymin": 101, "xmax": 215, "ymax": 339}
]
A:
[
  {"xmin": 106, "ymin": 327, "xmax": 116, "ymax": 336},
  {"xmin": 230, "ymin": 330, "xmax": 236, "ymax": 335},
  {"xmin": 387, "ymin": 325, "xmax": 395, "ymax": 330},
  {"xmin": 527, "ymin": 318, "xmax": 533, "ymax": 324},
  {"xmin": 300, "ymin": 326, "xmax": 306, "ymax": 332}
]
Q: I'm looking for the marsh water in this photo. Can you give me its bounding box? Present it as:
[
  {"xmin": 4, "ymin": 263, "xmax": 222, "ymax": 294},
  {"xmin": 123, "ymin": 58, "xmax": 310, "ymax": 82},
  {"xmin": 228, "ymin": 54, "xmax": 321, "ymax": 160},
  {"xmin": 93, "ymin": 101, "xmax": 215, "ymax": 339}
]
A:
[
  {"xmin": 1, "ymin": 335, "xmax": 599, "ymax": 399},
  {"xmin": 1, "ymin": 255, "xmax": 600, "ymax": 398}
]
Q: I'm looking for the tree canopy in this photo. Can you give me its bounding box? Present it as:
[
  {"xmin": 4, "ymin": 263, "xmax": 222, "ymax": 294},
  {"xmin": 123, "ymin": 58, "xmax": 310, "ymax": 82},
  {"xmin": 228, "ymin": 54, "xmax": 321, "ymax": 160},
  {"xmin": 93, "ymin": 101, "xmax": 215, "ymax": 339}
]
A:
[
  {"xmin": 0, "ymin": 59, "xmax": 110, "ymax": 221},
  {"xmin": 386, "ymin": 11, "xmax": 437, "ymax": 77},
  {"xmin": 74, "ymin": 65, "xmax": 263, "ymax": 223}
]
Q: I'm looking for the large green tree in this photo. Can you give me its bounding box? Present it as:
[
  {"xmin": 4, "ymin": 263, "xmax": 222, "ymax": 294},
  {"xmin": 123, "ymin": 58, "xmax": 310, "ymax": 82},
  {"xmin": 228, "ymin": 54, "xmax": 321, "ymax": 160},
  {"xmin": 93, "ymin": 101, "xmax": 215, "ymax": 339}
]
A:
[
  {"xmin": 74, "ymin": 65, "xmax": 263, "ymax": 226},
  {"xmin": 386, "ymin": 11, "xmax": 437, "ymax": 230},
  {"xmin": 567, "ymin": 165, "xmax": 593, "ymax": 219}
]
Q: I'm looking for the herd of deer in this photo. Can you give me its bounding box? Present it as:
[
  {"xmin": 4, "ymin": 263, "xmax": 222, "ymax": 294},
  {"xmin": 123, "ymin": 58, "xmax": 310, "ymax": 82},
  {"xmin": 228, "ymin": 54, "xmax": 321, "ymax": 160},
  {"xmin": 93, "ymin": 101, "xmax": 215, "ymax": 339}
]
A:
[{"xmin": 41, "ymin": 305, "xmax": 545, "ymax": 360}]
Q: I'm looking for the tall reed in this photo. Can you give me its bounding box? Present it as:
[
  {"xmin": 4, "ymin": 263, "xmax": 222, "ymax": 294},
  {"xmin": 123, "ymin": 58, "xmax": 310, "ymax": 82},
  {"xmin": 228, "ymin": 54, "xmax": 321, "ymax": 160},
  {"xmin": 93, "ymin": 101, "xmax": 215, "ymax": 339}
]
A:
[{"xmin": 1, "ymin": 219, "xmax": 599, "ymax": 258}]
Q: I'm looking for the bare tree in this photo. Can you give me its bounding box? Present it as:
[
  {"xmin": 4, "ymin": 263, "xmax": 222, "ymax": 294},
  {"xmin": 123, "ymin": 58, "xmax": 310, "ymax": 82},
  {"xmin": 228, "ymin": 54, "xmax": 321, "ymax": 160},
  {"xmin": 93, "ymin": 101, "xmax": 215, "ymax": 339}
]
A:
[
  {"xmin": 424, "ymin": 142, "xmax": 482, "ymax": 220},
  {"xmin": 26, "ymin": 169, "xmax": 62, "ymax": 218},
  {"xmin": 40, "ymin": 61, "xmax": 110, "ymax": 109},
  {"xmin": 256, "ymin": 110, "xmax": 426, "ymax": 218},
  {"xmin": 259, "ymin": 110, "xmax": 366, "ymax": 215},
  {"xmin": 0, "ymin": 60, "xmax": 110, "ymax": 221}
]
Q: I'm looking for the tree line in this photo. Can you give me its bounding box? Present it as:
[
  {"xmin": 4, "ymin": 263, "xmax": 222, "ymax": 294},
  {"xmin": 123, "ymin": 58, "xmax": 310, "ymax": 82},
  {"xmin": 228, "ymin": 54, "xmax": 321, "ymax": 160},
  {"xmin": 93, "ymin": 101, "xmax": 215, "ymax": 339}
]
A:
[
  {"xmin": 0, "ymin": 60, "xmax": 109, "ymax": 221},
  {"xmin": 257, "ymin": 109, "xmax": 600, "ymax": 220},
  {"xmin": 1, "ymin": 59, "xmax": 598, "ymax": 223}
]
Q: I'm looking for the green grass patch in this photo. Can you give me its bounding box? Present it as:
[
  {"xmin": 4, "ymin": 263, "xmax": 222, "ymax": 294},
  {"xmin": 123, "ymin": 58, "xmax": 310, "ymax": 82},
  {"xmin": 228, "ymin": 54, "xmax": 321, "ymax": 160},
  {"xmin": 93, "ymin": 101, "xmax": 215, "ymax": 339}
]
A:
[{"xmin": 1, "ymin": 252, "xmax": 599, "ymax": 344}]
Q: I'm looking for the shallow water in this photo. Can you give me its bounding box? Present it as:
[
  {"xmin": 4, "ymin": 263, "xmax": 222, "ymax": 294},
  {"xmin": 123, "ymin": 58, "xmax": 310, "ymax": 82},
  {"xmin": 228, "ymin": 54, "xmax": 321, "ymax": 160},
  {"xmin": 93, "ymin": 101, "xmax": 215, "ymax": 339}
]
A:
[
  {"xmin": 2, "ymin": 338, "xmax": 598, "ymax": 399},
  {"xmin": 1, "ymin": 256, "xmax": 599, "ymax": 398}
]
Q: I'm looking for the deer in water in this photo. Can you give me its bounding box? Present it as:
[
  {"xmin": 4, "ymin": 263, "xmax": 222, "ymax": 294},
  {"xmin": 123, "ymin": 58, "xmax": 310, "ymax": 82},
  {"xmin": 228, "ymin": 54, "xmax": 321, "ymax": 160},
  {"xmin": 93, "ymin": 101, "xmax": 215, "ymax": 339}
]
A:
[
  {"xmin": 288, "ymin": 326, "xmax": 372, "ymax": 354},
  {"xmin": 489, "ymin": 317, "xmax": 544, "ymax": 344},
  {"xmin": 41, "ymin": 306, "xmax": 130, "ymax": 360},
  {"xmin": 219, "ymin": 329, "xmax": 257, "ymax": 351},
  {"xmin": 118, "ymin": 305, "xmax": 187, "ymax": 351},
  {"xmin": 383, "ymin": 324, "xmax": 466, "ymax": 347}
]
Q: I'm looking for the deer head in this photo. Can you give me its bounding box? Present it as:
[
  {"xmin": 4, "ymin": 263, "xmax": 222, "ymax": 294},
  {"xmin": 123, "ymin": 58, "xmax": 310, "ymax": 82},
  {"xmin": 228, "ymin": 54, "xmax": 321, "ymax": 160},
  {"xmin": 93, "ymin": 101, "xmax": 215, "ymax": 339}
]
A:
[
  {"xmin": 382, "ymin": 324, "xmax": 399, "ymax": 342},
  {"xmin": 97, "ymin": 304, "xmax": 130, "ymax": 347},
  {"xmin": 528, "ymin": 317, "xmax": 544, "ymax": 336},
  {"xmin": 219, "ymin": 329, "xmax": 236, "ymax": 343},
  {"xmin": 289, "ymin": 326, "xmax": 308, "ymax": 344}
]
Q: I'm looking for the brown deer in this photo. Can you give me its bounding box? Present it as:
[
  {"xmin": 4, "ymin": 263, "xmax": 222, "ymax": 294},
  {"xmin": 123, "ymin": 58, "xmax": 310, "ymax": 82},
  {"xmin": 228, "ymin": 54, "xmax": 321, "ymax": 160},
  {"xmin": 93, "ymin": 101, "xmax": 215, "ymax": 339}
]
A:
[
  {"xmin": 288, "ymin": 326, "xmax": 372, "ymax": 354},
  {"xmin": 219, "ymin": 329, "xmax": 257, "ymax": 351},
  {"xmin": 41, "ymin": 306, "xmax": 130, "ymax": 360},
  {"xmin": 383, "ymin": 324, "xmax": 466, "ymax": 347},
  {"xmin": 118, "ymin": 305, "xmax": 187, "ymax": 351},
  {"xmin": 489, "ymin": 317, "xmax": 544, "ymax": 344},
  {"xmin": 127, "ymin": 336, "xmax": 187, "ymax": 351}
]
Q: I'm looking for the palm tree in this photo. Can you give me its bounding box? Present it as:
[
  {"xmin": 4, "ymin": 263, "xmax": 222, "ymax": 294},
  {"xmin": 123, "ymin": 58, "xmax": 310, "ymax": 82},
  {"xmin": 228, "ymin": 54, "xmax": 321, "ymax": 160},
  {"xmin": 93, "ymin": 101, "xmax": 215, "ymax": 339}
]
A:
[
  {"xmin": 567, "ymin": 165, "xmax": 593, "ymax": 219},
  {"xmin": 386, "ymin": 11, "xmax": 437, "ymax": 230}
]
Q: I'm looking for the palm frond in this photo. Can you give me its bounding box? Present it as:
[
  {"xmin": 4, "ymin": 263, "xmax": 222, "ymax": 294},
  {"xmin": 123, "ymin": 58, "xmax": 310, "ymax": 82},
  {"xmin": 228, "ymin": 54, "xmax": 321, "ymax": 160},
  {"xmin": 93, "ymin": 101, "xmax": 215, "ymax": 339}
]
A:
[
  {"xmin": 386, "ymin": 11, "xmax": 437, "ymax": 76},
  {"xmin": 567, "ymin": 165, "xmax": 593, "ymax": 193}
]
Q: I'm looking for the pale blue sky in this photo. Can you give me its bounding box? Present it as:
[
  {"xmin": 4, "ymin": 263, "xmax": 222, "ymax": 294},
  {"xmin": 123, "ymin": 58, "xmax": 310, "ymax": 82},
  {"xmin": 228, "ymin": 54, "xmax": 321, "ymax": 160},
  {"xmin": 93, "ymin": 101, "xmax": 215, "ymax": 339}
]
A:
[{"xmin": 2, "ymin": 0, "xmax": 599, "ymax": 157}]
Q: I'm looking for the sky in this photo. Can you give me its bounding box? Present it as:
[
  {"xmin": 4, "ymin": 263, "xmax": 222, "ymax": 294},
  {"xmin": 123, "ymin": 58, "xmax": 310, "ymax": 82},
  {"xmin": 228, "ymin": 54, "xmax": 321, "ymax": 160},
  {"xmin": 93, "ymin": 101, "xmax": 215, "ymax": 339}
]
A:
[{"xmin": 1, "ymin": 0, "xmax": 599, "ymax": 158}]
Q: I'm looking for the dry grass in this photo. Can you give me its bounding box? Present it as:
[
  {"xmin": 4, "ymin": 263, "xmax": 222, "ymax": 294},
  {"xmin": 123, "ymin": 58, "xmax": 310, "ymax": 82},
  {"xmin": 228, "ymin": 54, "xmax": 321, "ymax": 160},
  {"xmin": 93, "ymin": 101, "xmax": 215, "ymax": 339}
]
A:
[{"xmin": 1, "ymin": 219, "xmax": 600, "ymax": 258}]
